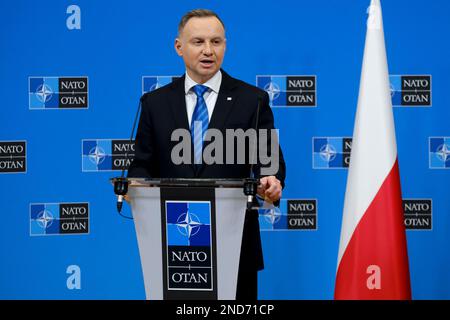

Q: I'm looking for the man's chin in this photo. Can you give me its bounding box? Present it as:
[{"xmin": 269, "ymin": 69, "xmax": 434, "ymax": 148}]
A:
[
  {"xmin": 200, "ymin": 68, "xmax": 218, "ymax": 75},
  {"xmin": 195, "ymin": 69, "xmax": 219, "ymax": 82}
]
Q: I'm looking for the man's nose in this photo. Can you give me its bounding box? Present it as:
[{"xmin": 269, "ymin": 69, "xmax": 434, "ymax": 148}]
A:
[{"xmin": 202, "ymin": 42, "xmax": 213, "ymax": 55}]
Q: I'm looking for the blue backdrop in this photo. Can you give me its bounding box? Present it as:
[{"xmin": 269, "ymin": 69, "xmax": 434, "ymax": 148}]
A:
[{"xmin": 1, "ymin": 0, "xmax": 449, "ymax": 299}]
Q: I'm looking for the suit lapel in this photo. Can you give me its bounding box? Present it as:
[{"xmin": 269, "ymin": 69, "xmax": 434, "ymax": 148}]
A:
[
  {"xmin": 208, "ymin": 70, "xmax": 238, "ymax": 130},
  {"xmin": 198, "ymin": 70, "xmax": 239, "ymax": 176},
  {"xmin": 168, "ymin": 75, "xmax": 190, "ymax": 131},
  {"xmin": 167, "ymin": 75, "xmax": 196, "ymax": 175}
]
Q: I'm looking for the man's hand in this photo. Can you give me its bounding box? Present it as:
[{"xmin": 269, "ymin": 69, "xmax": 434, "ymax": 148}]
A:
[{"xmin": 257, "ymin": 176, "xmax": 282, "ymax": 203}]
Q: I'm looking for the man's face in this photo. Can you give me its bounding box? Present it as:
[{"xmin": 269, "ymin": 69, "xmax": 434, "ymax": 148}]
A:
[{"xmin": 175, "ymin": 16, "xmax": 226, "ymax": 84}]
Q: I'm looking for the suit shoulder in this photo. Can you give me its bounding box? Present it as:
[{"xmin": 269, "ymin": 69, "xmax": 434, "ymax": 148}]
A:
[
  {"xmin": 233, "ymin": 79, "xmax": 268, "ymax": 98},
  {"xmin": 140, "ymin": 76, "xmax": 183, "ymax": 103}
]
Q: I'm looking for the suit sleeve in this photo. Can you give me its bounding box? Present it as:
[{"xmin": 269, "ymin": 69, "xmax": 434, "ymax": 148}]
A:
[
  {"xmin": 127, "ymin": 96, "xmax": 154, "ymax": 178},
  {"xmin": 253, "ymin": 91, "xmax": 286, "ymax": 189}
]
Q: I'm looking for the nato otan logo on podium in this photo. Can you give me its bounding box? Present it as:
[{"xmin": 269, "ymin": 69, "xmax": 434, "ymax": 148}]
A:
[
  {"xmin": 429, "ymin": 137, "xmax": 450, "ymax": 169},
  {"xmin": 29, "ymin": 77, "xmax": 88, "ymax": 109},
  {"xmin": 0, "ymin": 141, "xmax": 26, "ymax": 173},
  {"xmin": 259, "ymin": 199, "xmax": 318, "ymax": 231},
  {"xmin": 390, "ymin": 75, "xmax": 432, "ymax": 107},
  {"xmin": 165, "ymin": 201, "xmax": 213, "ymax": 290},
  {"xmin": 256, "ymin": 75, "xmax": 317, "ymax": 107},
  {"xmin": 142, "ymin": 76, "xmax": 179, "ymax": 94},
  {"xmin": 30, "ymin": 203, "xmax": 89, "ymax": 236},
  {"xmin": 313, "ymin": 137, "xmax": 352, "ymax": 169},
  {"xmin": 82, "ymin": 139, "xmax": 135, "ymax": 172}
]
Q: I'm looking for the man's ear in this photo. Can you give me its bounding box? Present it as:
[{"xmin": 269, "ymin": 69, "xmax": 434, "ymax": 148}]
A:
[{"xmin": 174, "ymin": 38, "xmax": 183, "ymax": 56}]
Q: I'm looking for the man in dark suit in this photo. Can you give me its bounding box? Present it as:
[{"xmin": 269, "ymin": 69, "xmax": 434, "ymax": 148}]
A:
[{"xmin": 128, "ymin": 9, "xmax": 286, "ymax": 300}]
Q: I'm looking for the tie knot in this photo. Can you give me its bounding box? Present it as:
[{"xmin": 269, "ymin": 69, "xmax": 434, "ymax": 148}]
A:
[{"xmin": 193, "ymin": 84, "xmax": 209, "ymax": 97}]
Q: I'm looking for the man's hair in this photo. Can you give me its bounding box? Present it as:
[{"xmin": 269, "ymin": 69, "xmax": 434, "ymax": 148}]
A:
[{"xmin": 178, "ymin": 9, "xmax": 225, "ymax": 36}]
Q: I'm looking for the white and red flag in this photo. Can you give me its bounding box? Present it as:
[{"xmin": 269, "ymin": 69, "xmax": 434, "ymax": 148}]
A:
[{"xmin": 334, "ymin": 0, "xmax": 411, "ymax": 300}]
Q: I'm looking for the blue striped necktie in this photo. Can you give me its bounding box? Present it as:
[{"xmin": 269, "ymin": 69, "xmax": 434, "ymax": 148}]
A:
[{"xmin": 191, "ymin": 84, "xmax": 209, "ymax": 165}]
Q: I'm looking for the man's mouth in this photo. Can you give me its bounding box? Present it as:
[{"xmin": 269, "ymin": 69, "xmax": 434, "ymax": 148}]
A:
[{"xmin": 200, "ymin": 59, "xmax": 214, "ymax": 68}]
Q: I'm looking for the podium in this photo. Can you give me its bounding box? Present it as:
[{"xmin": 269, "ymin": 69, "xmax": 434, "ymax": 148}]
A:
[{"xmin": 116, "ymin": 178, "xmax": 248, "ymax": 300}]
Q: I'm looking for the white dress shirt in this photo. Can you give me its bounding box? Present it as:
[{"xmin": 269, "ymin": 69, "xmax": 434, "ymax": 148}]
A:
[{"xmin": 184, "ymin": 70, "xmax": 222, "ymax": 127}]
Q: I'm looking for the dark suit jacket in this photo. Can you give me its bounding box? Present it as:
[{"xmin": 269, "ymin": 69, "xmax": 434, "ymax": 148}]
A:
[{"xmin": 128, "ymin": 70, "xmax": 286, "ymax": 271}]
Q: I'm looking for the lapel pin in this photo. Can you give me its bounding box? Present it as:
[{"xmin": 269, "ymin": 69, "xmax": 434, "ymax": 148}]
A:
[{"xmin": 227, "ymin": 97, "xmax": 232, "ymax": 101}]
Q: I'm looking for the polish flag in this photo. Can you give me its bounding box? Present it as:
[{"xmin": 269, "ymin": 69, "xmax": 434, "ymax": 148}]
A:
[{"xmin": 334, "ymin": 0, "xmax": 411, "ymax": 300}]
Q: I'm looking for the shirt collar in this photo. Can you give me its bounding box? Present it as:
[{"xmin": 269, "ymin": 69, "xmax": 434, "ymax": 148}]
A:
[{"xmin": 184, "ymin": 70, "xmax": 222, "ymax": 95}]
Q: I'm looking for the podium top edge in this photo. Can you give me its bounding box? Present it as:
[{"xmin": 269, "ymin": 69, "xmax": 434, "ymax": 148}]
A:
[{"xmin": 110, "ymin": 177, "xmax": 247, "ymax": 188}]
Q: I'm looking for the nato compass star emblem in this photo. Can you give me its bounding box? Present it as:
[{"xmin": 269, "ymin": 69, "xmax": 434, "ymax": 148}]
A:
[
  {"xmin": 88, "ymin": 146, "xmax": 106, "ymax": 165},
  {"xmin": 264, "ymin": 82, "xmax": 280, "ymax": 104},
  {"xmin": 319, "ymin": 144, "xmax": 337, "ymax": 162},
  {"xmin": 176, "ymin": 211, "xmax": 202, "ymax": 238},
  {"xmin": 262, "ymin": 207, "xmax": 282, "ymax": 225},
  {"xmin": 35, "ymin": 84, "xmax": 53, "ymax": 103},
  {"xmin": 36, "ymin": 210, "xmax": 53, "ymax": 229},
  {"xmin": 149, "ymin": 82, "xmax": 160, "ymax": 92},
  {"xmin": 436, "ymin": 144, "xmax": 450, "ymax": 162}
]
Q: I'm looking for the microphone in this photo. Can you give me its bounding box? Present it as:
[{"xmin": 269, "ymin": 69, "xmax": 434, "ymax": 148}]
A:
[
  {"xmin": 243, "ymin": 95, "xmax": 262, "ymax": 210},
  {"xmin": 114, "ymin": 98, "xmax": 142, "ymax": 215}
]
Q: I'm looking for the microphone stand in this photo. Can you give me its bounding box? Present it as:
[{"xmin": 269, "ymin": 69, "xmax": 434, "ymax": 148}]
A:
[
  {"xmin": 243, "ymin": 96, "xmax": 262, "ymax": 210},
  {"xmin": 113, "ymin": 99, "xmax": 142, "ymax": 215}
]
